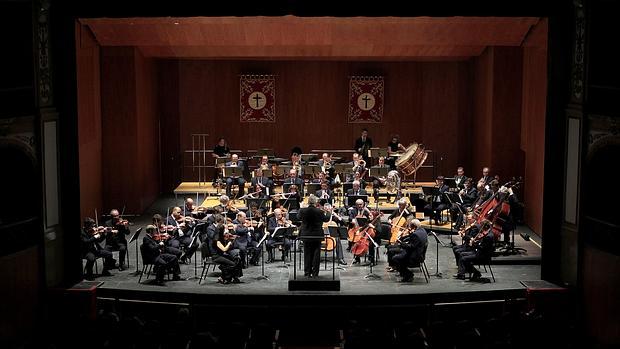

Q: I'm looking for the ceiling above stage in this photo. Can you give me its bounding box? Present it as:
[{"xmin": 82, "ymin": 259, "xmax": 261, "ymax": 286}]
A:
[{"xmin": 80, "ymin": 16, "xmax": 541, "ymax": 61}]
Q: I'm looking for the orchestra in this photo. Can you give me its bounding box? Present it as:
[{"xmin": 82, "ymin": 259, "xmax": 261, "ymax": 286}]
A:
[{"xmin": 81, "ymin": 134, "xmax": 523, "ymax": 287}]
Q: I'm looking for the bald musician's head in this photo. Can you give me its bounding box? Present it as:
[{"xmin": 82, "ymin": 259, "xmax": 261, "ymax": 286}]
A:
[
  {"xmin": 274, "ymin": 208, "xmax": 283, "ymax": 219},
  {"xmin": 289, "ymin": 169, "xmax": 297, "ymax": 178},
  {"xmin": 185, "ymin": 198, "xmax": 194, "ymax": 206},
  {"xmin": 352, "ymin": 180, "xmax": 360, "ymax": 191},
  {"xmin": 172, "ymin": 207, "xmax": 182, "ymax": 218},
  {"xmin": 355, "ymin": 199, "xmax": 364, "ymax": 208},
  {"xmin": 219, "ymin": 195, "xmax": 229, "ymax": 204},
  {"xmin": 398, "ymin": 198, "xmax": 407, "ymax": 208},
  {"xmin": 237, "ymin": 211, "xmax": 246, "ymax": 222},
  {"xmin": 110, "ymin": 209, "xmax": 120, "ymax": 218}
]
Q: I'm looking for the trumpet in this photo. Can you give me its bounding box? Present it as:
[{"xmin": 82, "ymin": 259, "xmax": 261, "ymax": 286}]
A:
[{"xmin": 352, "ymin": 159, "xmax": 366, "ymax": 172}]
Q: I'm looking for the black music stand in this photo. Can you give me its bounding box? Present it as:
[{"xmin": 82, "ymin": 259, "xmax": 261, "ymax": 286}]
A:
[
  {"xmin": 346, "ymin": 195, "xmax": 368, "ymax": 208},
  {"xmin": 256, "ymin": 168, "xmax": 273, "ymax": 179},
  {"xmin": 257, "ymin": 148, "xmax": 275, "ymax": 157},
  {"xmin": 306, "ymin": 183, "xmax": 321, "ymax": 196},
  {"xmin": 303, "ymin": 164, "xmax": 321, "ymax": 179},
  {"xmin": 444, "ymin": 177, "xmax": 458, "ymax": 190},
  {"xmin": 333, "ymin": 163, "xmax": 353, "ymax": 177},
  {"xmin": 128, "ymin": 227, "xmax": 143, "ymax": 276},
  {"xmin": 215, "ymin": 158, "xmax": 230, "ymax": 190},
  {"xmin": 245, "ymin": 198, "xmax": 269, "ymax": 211},
  {"xmin": 368, "ymin": 166, "xmax": 389, "ymax": 179},
  {"xmin": 276, "ymin": 165, "xmax": 292, "ymax": 177},
  {"xmin": 428, "ymin": 230, "xmax": 445, "ymax": 278},
  {"xmin": 368, "ymin": 148, "xmax": 388, "ymax": 166},
  {"xmin": 272, "ymin": 226, "xmax": 293, "ymax": 268},
  {"xmin": 186, "ymin": 222, "xmax": 205, "ymax": 280},
  {"xmin": 255, "ymin": 228, "xmax": 270, "ymax": 280},
  {"xmin": 328, "ymin": 226, "xmax": 348, "ymax": 271},
  {"xmin": 300, "ymin": 153, "xmax": 317, "ymax": 162}
]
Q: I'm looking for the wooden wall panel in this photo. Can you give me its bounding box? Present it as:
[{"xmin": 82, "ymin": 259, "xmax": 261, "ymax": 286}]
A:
[
  {"xmin": 163, "ymin": 60, "xmax": 474, "ymax": 184},
  {"xmin": 521, "ymin": 19, "xmax": 547, "ymax": 235},
  {"xmin": 101, "ymin": 47, "xmax": 159, "ymax": 214},
  {"xmin": 76, "ymin": 23, "xmax": 102, "ymax": 219}
]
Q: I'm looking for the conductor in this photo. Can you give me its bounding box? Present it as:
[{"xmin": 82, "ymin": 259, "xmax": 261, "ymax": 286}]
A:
[{"xmin": 298, "ymin": 194, "xmax": 331, "ymax": 278}]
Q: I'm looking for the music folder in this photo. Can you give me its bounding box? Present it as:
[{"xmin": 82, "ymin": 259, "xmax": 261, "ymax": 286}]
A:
[
  {"xmin": 215, "ymin": 157, "xmax": 230, "ymax": 166},
  {"xmin": 303, "ymin": 164, "xmax": 321, "ymax": 176},
  {"xmin": 333, "ymin": 163, "xmax": 353, "ymax": 175},
  {"xmin": 368, "ymin": 166, "xmax": 388, "ymax": 178},
  {"xmin": 223, "ymin": 166, "xmax": 243, "ymax": 177},
  {"xmin": 128, "ymin": 227, "xmax": 143, "ymax": 244}
]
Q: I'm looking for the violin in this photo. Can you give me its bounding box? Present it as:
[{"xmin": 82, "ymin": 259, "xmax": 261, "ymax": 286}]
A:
[
  {"xmin": 89, "ymin": 226, "xmax": 109, "ymax": 236},
  {"xmin": 223, "ymin": 231, "xmax": 238, "ymax": 241}
]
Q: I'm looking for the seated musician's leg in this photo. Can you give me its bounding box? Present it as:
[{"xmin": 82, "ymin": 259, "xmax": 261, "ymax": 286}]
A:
[
  {"xmin": 226, "ymin": 177, "xmax": 233, "ymax": 196},
  {"xmin": 117, "ymin": 243, "xmax": 127, "ymax": 270},
  {"xmin": 237, "ymin": 178, "xmax": 246, "ymax": 196},
  {"xmin": 84, "ymin": 252, "xmax": 96, "ymax": 280}
]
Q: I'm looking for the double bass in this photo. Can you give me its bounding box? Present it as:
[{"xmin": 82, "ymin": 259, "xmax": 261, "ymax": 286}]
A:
[
  {"xmin": 350, "ymin": 211, "xmax": 382, "ymax": 258},
  {"xmin": 475, "ymin": 179, "xmax": 520, "ymax": 240}
]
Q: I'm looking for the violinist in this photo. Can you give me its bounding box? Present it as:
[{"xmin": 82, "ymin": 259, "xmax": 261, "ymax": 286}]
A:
[
  {"xmin": 151, "ymin": 214, "xmax": 182, "ymax": 258},
  {"xmin": 266, "ymin": 208, "xmax": 293, "ymax": 263},
  {"xmin": 81, "ymin": 217, "xmax": 115, "ymax": 280},
  {"xmin": 298, "ymin": 195, "xmax": 331, "ymax": 278},
  {"xmin": 214, "ymin": 195, "xmax": 238, "ymax": 221},
  {"xmin": 213, "ymin": 225, "xmax": 243, "ymax": 284},
  {"xmin": 454, "ymin": 219, "xmax": 494, "ymax": 280},
  {"xmin": 225, "ymin": 154, "xmax": 246, "ymax": 198},
  {"xmin": 203, "ymin": 214, "xmax": 225, "ymax": 258},
  {"xmin": 232, "ymin": 211, "xmax": 257, "ymax": 268},
  {"xmin": 166, "ymin": 207, "xmax": 197, "ymax": 264},
  {"xmin": 104, "ymin": 209, "xmax": 130, "ymax": 270},
  {"xmin": 392, "ymin": 219, "xmax": 427, "ymax": 282},
  {"xmin": 451, "ymin": 214, "xmax": 480, "ymax": 266},
  {"xmin": 142, "ymin": 225, "xmax": 181, "ymax": 285}
]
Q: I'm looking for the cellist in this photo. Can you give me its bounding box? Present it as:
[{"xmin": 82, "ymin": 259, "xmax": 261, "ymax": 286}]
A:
[
  {"xmin": 347, "ymin": 199, "xmax": 371, "ymax": 251},
  {"xmin": 388, "ymin": 198, "xmax": 413, "ymax": 244}
]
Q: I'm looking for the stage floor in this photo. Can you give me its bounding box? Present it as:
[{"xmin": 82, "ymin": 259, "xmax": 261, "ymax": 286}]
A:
[{"xmin": 90, "ymin": 194, "xmax": 542, "ymax": 305}]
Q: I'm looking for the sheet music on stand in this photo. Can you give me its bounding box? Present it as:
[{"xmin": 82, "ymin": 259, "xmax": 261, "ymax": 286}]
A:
[
  {"xmin": 223, "ymin": 166, "xmax": 243, "ymax": 178},
  {"xmin": 303, "ymin": 164, "xmax": 321, "ymax": 176},
  {"xmin": 300, "ymin": 153, "xmax": 318, "ymax": 162},
  {"xmin": 333, "ymin": 163, "xmax": 353, "ymax": 176},
  {"xmin": 245, "ymin": 198, "xmax": 269, "ymax": 210},
  {"xmin": 256, "ymin": 168, "xmax": 273, "ymax": 179},
  {"xmin": 276, "ymin": 165, "xmax": 292, "ymax": 176},
  {"xmin": 257, "ymin": 148, "xmax": 275, "ymax": 157},
  {"xmin": 368, "ymin": 166, "xmax": 388, "ymax": 178},
  {"xmin": 215, "ymin": 157, "xmax": 230, "ymax": 167}
]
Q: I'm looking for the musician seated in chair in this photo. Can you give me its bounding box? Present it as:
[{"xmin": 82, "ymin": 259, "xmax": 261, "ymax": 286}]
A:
[
  {"xmin": 225, "ymin": 154, "xmax": 245, "ymax": 198},
  {"xmin": 392, "ymin": 219, "xmax": 427, "ymax": 282},
  {"xmin": 346, "ymin": 180, "xmax": 368, "ymax": 198},
  {"xmin": 104, "ymin": 209, "xmax": 130, "ymax": 271},
  {"xmin": 450, "ymin": 178, "xmax": 479, "ymax": 228},
  {"xmin": 212, "ymin": 225, "xmax": 243, "ymax": 284},
  {"xmin": 322, "ymin": 203, "xmax": 347, "ymax": 265},
  {"xmin": 371, "ymin": 157, "xmax": 391, "ymax": 201},
  {"xmin": 316, "ymin": 181, "xmax": 334, "ymax": 206},
  {"xmin": 454, "ymin": 220, "xmax": 494, "ymax": 281},
  {"xmin": 142, "ymin": 225, "xmax": 182, "ymax": 285},
  {"xmin": 232, "ymin": 211, "xmax": 258, "ymax": 268},
  {"xmin": 251, "ymin": 168, "xmax": 272, "ymax": 198},
  {"xmin": 166, "ymin": 207, "xmax": 198, "ymax": 264},
  {"xmin": 452, "ymin": 214, "xmax": 480, "ymax": 266},
  {"xmin": 347, "ymin": 153, "xmax": 367, "ymax": 183},
  {"xmin": 424, "ymin": 176, "xmax": 449, "ymax": 225},
  {"xmin": 265, "ymin": 209, "xmax": 293, "ymax": 263},
  {"xmin": 81, "ymin": 217, "xmax": 115, "ymax": 280}
]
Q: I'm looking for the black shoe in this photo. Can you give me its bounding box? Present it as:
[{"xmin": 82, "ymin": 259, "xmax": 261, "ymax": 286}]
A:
[
  {"xmin": 101, "ymin": 270, "xmax": 112, "ymax": 277},
  {"xmin": 338, "ymin": 259, "xmax": 347, "ymax": 266},
  {"xmin": 154, "ymin": 279, "xmax": 166, "ymax": 286},
  {"xmin": 401, "ymin": 276, "xmax": 413, "ymax": 282},
  {"xmin": 453, "ymin": 273, "xmax": 466, "ymax": 280},
  {"xmin": 232, "ymin": 277, "xmax": 241, "ymax": 284},
  {"xmin": 84, "ymin": 274, "xmax": 95, "ymax": 281},
  {"xmin": 118, "ymin": 264, "xmax": 127, "ymax": 271},
  {"xmin": 352, "ymin": 258, "xmax": 360, "ymax": 265},
  {"xmin": 172, "ymin": 274, "xmax": 182, "ymax": 281},
  {"xmin": 470, "ymin": 271, "xmax": 482, "ymax": 280}
]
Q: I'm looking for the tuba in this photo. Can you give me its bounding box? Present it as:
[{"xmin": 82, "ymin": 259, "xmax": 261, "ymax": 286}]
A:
[{"xmin": 385, "ymin": 170, "xmax": 401, "ymax": 195}]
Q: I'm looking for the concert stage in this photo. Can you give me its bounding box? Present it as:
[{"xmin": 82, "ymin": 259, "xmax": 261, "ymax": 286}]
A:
[{"xmin": 85, "ymin": 194, "xmax": 542, "ymax": 314}]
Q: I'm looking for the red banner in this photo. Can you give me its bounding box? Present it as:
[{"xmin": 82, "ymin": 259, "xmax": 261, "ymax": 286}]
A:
[
  {"xmin": 348, "ymin": 76, "xmax": 384, "ymax": 123},
  {"xmin": 240, "ymin": 75, "xmax": 276, "ymax": 122}
]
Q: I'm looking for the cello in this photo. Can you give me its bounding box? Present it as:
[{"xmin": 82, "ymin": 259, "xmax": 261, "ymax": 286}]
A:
[
  {"xmin": 476, "ymin": 179, "xmax": 520, "ymax": 240},
  {"xmin": 351, "ymin": 211, "xmax": 382, "ymax": 258},
  {"xmin": 389, "ymin": 203, "xmax": 411, "ymax": 244}
]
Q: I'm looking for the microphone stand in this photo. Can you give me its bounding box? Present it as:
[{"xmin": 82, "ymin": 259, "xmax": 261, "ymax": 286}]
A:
[{"xmin": 428, "ymin": 230, "xmax": 445, "ymax": 278}]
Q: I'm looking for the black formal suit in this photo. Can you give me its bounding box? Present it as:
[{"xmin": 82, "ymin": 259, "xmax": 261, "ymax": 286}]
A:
[
  {"xmin": 457, "ymin": 232, "xmax": 494, "ymax": 277},
  {"xmin": 452, "ymin": 222, "xmax": 480, "ymax": 265},
  {"xmin": 251, "ymin": 175, "xmax": 272, "ymax": 196},
  {"xmin": 81, "ymin": 227, "xmax": 115, "ymax": 278},
  {"xmin": 266, "ymin": 216, "xmax": 292, "ymax": 262},
  {"xmin": 298, "ymin": 204, "xmax": 330, "ymax": 276},
  {"xmin": 424, "ymin": 184, "xmax": 449, "ymax": 223},
  {"xmin": 354, "ymin": 137, "xmax": 373, "ymax": 161},
  {"xmin": 104, "ymin": 218, "xmax": 130, "ymax": 268},
  {"xmin": 393, "ymin": 227, "xmax": 428, "ymax": 280},
  {"xmin": 461, "ymin": 187, "xmax": 479, "ymax": 207},
  {"xmin": 141, "ymin": 234, "xmax": 180, "ymax": 282},
  {"xmin": 346, "ymin": 188, "xmax": 368, "ymax": 207}
]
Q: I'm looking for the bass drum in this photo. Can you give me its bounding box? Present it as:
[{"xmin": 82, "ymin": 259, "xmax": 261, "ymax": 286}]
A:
[{"xmin": 395, "ymin": 143, "xmax": 428, "ymax": 176}]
